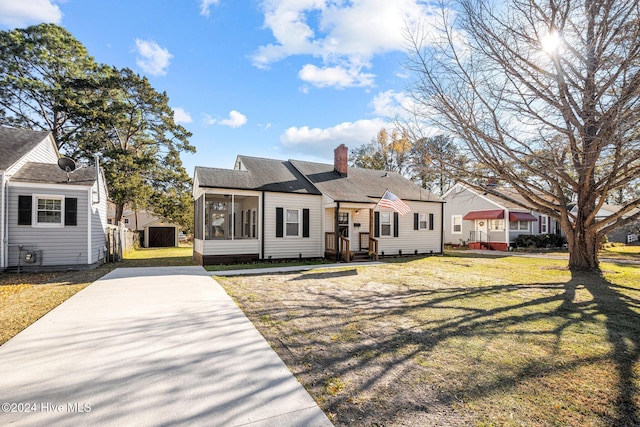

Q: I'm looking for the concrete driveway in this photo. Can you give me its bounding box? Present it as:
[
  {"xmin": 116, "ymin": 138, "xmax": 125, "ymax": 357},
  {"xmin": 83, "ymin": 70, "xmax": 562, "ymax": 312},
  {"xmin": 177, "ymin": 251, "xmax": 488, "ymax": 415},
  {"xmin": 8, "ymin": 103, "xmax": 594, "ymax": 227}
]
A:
[{"xmin": 0, "ymin": 266, "xmax": 332, "ymax": 427}]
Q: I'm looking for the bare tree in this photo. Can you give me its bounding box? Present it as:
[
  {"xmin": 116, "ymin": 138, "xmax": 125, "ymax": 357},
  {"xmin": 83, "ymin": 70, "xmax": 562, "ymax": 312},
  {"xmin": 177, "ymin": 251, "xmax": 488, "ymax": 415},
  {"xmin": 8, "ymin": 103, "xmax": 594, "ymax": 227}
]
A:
[{"xmin": 404, "ymin": 0, "xmax": 640, "ymax": 270}]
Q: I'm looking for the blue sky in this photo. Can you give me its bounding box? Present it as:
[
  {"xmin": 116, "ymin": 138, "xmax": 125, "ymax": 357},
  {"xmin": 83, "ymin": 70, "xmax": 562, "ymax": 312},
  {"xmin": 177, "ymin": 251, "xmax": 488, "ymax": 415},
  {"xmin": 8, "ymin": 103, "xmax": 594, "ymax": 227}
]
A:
[{"xmin": 0, "ymin": 0, "xmax": 438, "ymax": 175}]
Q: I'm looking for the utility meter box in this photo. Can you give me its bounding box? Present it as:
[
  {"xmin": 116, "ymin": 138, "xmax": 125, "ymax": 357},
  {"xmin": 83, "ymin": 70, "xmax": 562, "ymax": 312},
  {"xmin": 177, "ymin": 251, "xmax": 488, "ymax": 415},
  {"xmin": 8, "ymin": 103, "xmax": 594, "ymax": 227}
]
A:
[{"xmin": 24, "ymin": 251, "xmax": 37, "ymax": 263}]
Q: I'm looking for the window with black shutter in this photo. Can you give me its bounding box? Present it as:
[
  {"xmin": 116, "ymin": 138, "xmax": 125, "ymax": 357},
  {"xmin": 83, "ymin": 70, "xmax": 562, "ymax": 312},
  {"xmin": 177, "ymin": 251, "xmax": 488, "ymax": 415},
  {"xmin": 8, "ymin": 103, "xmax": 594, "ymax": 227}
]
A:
[
  {"xmin": 302, "ymin": 208, "xmax": 310, "ymax": 238},
  {"xmin": 275, "ymin": 207, "xmax": 284, "ymax": 237},
  {"xmin": 18, "ymin": 196, "xmax": 32, "ymax": 225},
  {"xmin": 393, "ymin": 212, "xmax": 399, "ymax": 237},
  {"xmin": 65, "ymin": 198, "xmax": 78, "ymax": 226}
]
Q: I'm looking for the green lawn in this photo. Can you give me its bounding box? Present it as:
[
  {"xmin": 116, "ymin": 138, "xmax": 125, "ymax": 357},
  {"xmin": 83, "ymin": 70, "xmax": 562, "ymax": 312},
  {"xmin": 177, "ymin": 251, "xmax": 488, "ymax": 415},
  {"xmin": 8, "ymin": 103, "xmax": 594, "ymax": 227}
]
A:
[{"xmin": 121, "ymin": 244, "xmax": 195, "ymax": 266}]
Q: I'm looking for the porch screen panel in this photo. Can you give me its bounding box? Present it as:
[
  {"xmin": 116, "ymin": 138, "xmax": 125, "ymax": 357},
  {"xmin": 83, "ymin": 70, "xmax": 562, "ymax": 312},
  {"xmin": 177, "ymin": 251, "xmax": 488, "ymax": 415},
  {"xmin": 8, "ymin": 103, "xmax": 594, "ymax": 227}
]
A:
[{"xmin": 194, "ymin": 196, "xmax": 203, "ymax": 240}]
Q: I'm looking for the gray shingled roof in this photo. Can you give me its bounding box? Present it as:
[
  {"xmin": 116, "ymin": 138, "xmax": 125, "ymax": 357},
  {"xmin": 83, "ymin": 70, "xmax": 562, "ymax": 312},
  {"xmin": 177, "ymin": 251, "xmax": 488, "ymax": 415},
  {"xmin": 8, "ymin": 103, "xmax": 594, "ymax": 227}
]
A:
[
  {"xmin": 290, "ymin": 160, "xmax": 443, "ymax": 203},
  {"xmin": 195, "ymin": 156, "xmax": 321, "ymax": 195},
  {"xmin": 481, "ymin": 186, "xmax": 542, "ymax": 210},
  {"xmin": 11, "ymin": 162, "xmax": 97, "ymax": 186},
  {"xmin": 0, "ymin": 126, "xmax": 52, "ymax": 170}
]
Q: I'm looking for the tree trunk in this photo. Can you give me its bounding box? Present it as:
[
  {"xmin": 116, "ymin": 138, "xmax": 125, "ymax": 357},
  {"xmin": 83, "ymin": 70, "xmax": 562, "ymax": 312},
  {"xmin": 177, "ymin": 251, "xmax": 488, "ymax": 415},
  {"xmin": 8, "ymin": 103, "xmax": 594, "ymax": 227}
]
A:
[
  {"xmin": 115, "ymin": 203, "xmax": 125, "ymax": 225},
  {"xmin": 566, "ymin": 221, "xmax": 600, "ymax": 271}
]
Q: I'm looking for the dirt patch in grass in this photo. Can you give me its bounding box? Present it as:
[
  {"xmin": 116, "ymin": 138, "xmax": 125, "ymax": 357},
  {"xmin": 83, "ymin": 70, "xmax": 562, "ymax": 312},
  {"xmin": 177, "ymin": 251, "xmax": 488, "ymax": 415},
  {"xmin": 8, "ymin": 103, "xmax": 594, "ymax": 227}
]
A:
[{"xmin": 217, "ymin": 255, "xmax": 640, "ymax": 426}]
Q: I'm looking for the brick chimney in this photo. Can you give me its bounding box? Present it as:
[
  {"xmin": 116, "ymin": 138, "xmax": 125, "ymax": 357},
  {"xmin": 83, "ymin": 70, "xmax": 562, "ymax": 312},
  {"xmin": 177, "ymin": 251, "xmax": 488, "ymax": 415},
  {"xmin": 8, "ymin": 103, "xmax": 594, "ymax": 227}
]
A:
[{"xmin": 334, "ymin": 144, "xmax": 348, "ymax": 176}]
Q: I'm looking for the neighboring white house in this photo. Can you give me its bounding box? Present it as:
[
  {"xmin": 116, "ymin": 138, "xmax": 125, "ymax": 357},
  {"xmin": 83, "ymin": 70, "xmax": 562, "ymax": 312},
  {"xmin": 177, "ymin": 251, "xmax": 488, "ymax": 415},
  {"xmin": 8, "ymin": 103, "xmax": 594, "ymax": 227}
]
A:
[
  {"xmin": 569, "ymin": 203, "xmax": 640, "ymax": 244},
  {"xmin": 192, "ymin": 144, "xmax": 444, "ymax": 265},
  {"xmin": 1, "ymin": 126, "xmax": 108, "ymax": 271},
  {"xmin": 443, "ymin": 183, "xmax": 561, "ymax": 250}
]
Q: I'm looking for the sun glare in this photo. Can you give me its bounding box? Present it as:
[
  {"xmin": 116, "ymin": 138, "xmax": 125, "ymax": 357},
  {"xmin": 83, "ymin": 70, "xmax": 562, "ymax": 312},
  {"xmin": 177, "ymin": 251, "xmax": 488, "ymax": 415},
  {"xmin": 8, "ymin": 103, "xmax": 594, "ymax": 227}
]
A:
[{"xmin": 541, "ymin": 31, "xmax": 563, "ymax": 55}]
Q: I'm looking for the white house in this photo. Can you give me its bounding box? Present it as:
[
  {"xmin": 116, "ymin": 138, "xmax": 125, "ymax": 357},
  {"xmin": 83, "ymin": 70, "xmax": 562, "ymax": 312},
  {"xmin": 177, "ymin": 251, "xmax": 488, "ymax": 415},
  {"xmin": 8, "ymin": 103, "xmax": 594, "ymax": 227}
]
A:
[
  {"xmin": 443, "ymin": 183, "xmax": 561, "ymax": 250},
  {"xmin": 0, "ymin": 127, "xmax": 108, "ymax": 271},
  {"xmin": 192, "ymin": 144, "xmax": 444, "ymax": 265}
]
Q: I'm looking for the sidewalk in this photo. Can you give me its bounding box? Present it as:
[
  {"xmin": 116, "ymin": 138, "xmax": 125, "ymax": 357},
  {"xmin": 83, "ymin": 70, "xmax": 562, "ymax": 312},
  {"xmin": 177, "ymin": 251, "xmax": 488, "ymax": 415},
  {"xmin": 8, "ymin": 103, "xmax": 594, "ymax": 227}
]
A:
[{"xmin": 0, "ymin": 266, "xmax": 332, "ymax": 426}]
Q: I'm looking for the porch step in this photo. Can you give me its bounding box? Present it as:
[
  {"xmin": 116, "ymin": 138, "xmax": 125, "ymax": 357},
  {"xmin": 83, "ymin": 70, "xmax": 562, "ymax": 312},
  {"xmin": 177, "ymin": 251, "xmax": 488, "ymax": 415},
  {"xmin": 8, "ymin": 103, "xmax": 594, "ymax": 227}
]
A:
[{"xmin": 350, "ymin": 251, "xmax": 374, "ymax": 262}]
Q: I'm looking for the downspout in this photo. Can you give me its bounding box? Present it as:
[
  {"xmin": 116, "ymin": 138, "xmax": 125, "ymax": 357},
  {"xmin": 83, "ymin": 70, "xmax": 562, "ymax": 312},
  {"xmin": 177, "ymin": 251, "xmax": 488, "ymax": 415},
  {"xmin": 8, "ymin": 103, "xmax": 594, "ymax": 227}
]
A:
[
  {"xmin": 87, "ymin": 185, "xmax": 92, "ymax": 265},
  {"xmin": 504, "ymin": 210, "xmax": 509, "ymax": 248},
  {"xmin": 335, "ymin": 201, "xmax": 340, "ymax": 262},
  {"xmin": 1, "ymin": 171, "xmax": 5, "ymax": 269},
  {"xmin": 440, "ymin": 202, "xmax": 445, "ymax": 254},
  {"xmin": 93, "ymin": 155, "xmax": 101, "ymax": 204},
  {"xmin": 261, "ymin": 191, "xmax": 265, "ymax": 260}
]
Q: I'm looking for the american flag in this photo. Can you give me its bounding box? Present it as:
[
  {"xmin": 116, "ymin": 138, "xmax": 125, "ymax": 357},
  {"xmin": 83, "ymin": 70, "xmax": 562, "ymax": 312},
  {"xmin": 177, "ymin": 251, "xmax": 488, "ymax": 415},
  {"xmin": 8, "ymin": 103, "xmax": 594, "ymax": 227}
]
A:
[{"xmin": 375, "ymin": 190, "xmax": 411, "ymax": 215}]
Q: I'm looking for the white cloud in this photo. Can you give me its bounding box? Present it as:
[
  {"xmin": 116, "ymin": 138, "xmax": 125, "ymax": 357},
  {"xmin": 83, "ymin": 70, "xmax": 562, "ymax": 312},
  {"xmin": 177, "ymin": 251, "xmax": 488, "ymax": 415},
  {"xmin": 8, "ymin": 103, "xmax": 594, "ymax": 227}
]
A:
[
  {"xmin": 370, "ymin": 90, "xmax": 414, "ymax": 118},
  {"xmin": 134, "ymin": 39, "xmax": 173, "ymax": 76},
  {"xmin": 281, "ymin": 118, "xmax": 387, "ymax": 157},
  {"xmin": 173, "ymin": 107, "xmax": 193, "ymax": 124},
  {"xmin": 220, "ymin": 110, "xmax": 248, "ymax": 128},
  {"xmin": 252, "ymin": 0, "xmax": 442, "ymax": 88},
  {"xmin": 199, "ymin": 0, "xmax": 220, "ymax": 17},
  {"xmin": 203, "ymin": 114, "xmax": 217, "ymax": 126},
  {"xmin": 299, "ymin": 63, "xmax": 375, "ymax": 89},
  {"xmin": 205, "ymin": 110, "xmax": 248, "ymax": 128},
  {"xmin": 0, "ymin": 0, "xmax": 62, "ymax": 27}
]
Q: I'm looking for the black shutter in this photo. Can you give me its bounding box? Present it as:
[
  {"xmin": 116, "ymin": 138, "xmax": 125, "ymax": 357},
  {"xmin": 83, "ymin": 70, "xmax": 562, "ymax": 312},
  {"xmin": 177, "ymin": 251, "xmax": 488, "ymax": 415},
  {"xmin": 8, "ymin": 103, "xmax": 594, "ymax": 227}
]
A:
[
  {"xmin": 374, "ymin": 211, "xmax": 380, "ymax": 237},
  {"xmin": 414, "ymin": 213, "xmax": 419, "ymax": 230},
  {"xmin": 18, "ymin": 196, "xmax": 32, "ymax": 225},
  {"xmin": 429, "ymin": 213, "xmax": 434, "ymax": 231},
  {"xmin": 64, "ymin": 198, "xmax": 78, "ymax": 226},
  {"xmin": 276, "ymin": 207, "xmax": 283, "ymax": 237},
  {"xmin": 393, "ymin": 212, "xmax": 399, "ymax": 237},
  {"xmin": 302, "ymin": 208, "xmax": 310, "ymax": 238}
]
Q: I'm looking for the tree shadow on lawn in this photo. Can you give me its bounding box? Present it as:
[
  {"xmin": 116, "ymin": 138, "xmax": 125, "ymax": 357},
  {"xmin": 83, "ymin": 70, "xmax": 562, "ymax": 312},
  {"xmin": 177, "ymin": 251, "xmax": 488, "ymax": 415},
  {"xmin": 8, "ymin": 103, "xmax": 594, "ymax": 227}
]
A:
[
  {"xmin": 249, "ymin": 268, "xmax": 640, "ymax": 425},
  {"xmin": 576, "ymin": 271, "xmax": 640, "ymax": 426}
]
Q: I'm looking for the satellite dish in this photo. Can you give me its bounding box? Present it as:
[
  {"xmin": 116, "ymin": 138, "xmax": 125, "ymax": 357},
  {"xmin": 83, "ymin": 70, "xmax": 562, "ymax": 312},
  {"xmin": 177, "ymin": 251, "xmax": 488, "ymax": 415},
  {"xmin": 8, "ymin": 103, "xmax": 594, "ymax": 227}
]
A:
[
  {"xmin": 57, "ymin": 157, "xmax": 77, "ymax": 182},
  {"xmin": 58, "ymin": 157, "xmax": 77, "ymax": 173}
]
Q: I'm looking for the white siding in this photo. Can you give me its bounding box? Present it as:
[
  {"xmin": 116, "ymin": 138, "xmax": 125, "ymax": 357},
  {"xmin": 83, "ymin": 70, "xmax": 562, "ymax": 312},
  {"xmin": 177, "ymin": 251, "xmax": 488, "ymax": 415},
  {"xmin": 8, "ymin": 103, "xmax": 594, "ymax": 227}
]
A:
[
  {"xmin": 376, "ymin": 201, "xmax": 443, "ymax": 255},
  {"xmin": 263, "ymin": 192, "xmax": 323, "ymax": 259},
  {"xmin": 203, "ymin": 239, "xmax": 260, "ymax": 255},
  {"xmin": 7, "ymin": 186, "xmax": 92, "ymax": 268},
  {"xmin": 6, "ymin": 137, "xmax": 58, "ymax": 176},
  {"xmin": 443, "ymin": 184, "xmax": 504, "ymax": 245},
  {"xmin": 89, "ymin": 179, "xmax": 108, "ymax": 264}
]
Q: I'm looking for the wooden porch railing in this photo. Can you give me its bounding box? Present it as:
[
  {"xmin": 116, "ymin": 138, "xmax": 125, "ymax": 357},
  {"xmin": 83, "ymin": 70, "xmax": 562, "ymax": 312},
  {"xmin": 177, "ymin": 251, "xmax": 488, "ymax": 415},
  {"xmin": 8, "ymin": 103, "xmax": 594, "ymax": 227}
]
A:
[
  {"xmin": 340, "ymin": 235, "xmax": 350, "ymax": 262},
  {"xmin": 368, "ymin": 237, "xmax": 379, "ymax": 260},
  {"xmin": 325, "ymin": 232, "xmax": 336, "ymax": 253}
]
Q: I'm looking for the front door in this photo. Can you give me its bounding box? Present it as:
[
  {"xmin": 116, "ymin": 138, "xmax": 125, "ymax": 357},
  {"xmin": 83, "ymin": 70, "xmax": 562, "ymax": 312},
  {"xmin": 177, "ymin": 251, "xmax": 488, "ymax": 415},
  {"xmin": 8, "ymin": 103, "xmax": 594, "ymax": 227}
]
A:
[
  {"xmin": 476, "ymin": 219, "xmax": 488, "ymax": 241},
  {"xmin": 338, "ymin": 211, "xmax": 349, "ymax": 239}
]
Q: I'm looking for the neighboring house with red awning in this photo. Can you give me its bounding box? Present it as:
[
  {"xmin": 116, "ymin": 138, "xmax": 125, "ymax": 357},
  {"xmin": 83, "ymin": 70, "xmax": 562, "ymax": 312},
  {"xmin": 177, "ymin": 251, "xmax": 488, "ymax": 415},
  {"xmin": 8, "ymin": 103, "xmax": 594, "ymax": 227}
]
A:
[{"xmin": 443, "ymin": 183, "xmax": 561, "ymax": 250}]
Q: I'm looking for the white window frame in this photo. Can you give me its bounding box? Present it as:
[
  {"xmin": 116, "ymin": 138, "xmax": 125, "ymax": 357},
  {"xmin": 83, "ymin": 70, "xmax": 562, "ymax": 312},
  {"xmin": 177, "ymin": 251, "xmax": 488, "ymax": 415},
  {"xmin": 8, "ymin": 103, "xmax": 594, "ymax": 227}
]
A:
[
  {"xmin": 380, "ymin": 212, "xmax": 392, "ymax": 237},
  {"xmin": 285, "ymin": 208, "xmax": 301, "ymax": 238},
  {"xmin": 452, "ymin": 215, "xmax": 462, "ymax": 234},
  {"xmin": 419, "ymin": 213, "xmax": 428, "ymax": 230},
  {"xmin": 490, "ymin": 219, "xmax": 504, "ymax": 231},
  {"xmin": 510, "ymin": 221, "xmax": 529, "ymax": 231},
  {"xmin": 33, "ymin": 195, "xmax": 64, "ymax": 228},
  {"xmin": 540, "ymin": 215, "xmax": 548, "ymax": 234}
]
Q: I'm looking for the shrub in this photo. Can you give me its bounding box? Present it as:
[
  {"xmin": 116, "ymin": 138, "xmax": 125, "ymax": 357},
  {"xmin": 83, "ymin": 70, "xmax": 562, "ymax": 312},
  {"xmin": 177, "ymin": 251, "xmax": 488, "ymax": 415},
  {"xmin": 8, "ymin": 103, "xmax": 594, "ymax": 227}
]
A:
[{"xmin": 514, "ymin": 233, "xmax": 566, "ymax": 249}]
